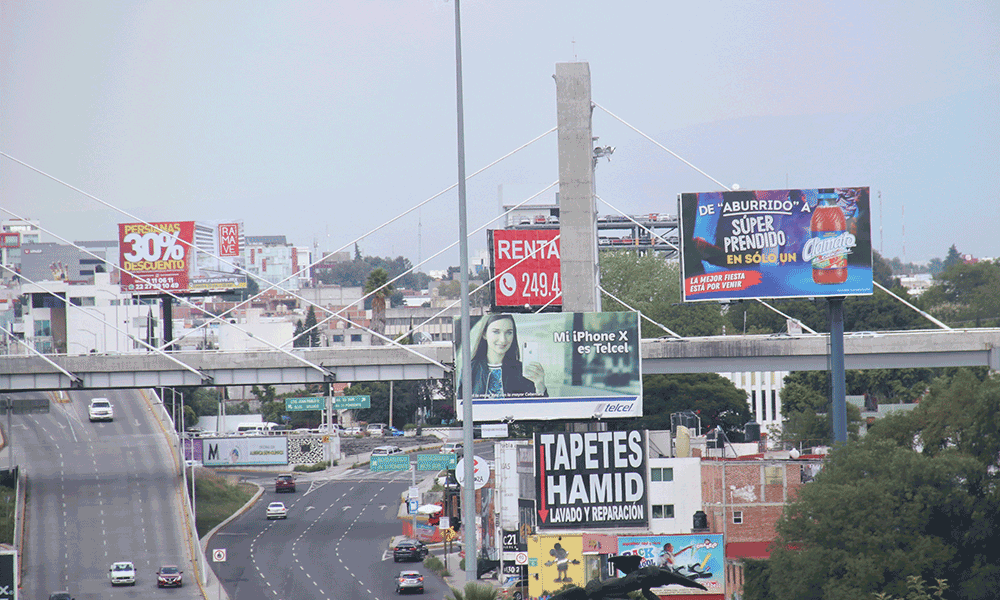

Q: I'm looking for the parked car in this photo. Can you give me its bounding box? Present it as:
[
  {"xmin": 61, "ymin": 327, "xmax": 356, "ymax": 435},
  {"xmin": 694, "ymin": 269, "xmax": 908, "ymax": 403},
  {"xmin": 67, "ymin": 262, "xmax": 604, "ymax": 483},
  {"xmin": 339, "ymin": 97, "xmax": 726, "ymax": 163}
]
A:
[
  {"xmin": 439, "ymin": 442, "xmax": 463, "ymax": 454},
  {"xmin": 156, "ymin": 565, "xmax": 183, "ymax": 588},
  {"xmin": 266, "ymin": 501, "xmax": 288, "ymax": 519},
  {"xmin": 88, "ymin": 398, "xmax": 114, "ymax": 422},
  {"xmin": 393, "ymin": 539, "xmax": 429, "ymax": 562},
  {"xmin": 367, "ymin": 423, "xmax": 388, "ymax": 436},
  {"xmin": 345, "ymin": 425, "xmax": 364, "ymax": 435},
  {"xmin": 498, "ymin": 574, "xmax": 529, "ymax": 600},
  {"xmin": 109, "ymin": 561, "xmax": 136, "ymax": 586},
  {"xmin": 371, "ymin": 445, "xmax": 402, "ymax": 456},
  {"xmin": 388, "ymin": 427, "xmax": 405, "ymax": 437},
  {"xmin": 48, "ymin": 592, "xmax": 74, "ymax": 600},
  {"xmin": 275, "ymin": 474, "xmax": 296, "ymax": 493},
  {"xmin": 396, "ymin": 570, "xmax": 425, "ymax": 594}
]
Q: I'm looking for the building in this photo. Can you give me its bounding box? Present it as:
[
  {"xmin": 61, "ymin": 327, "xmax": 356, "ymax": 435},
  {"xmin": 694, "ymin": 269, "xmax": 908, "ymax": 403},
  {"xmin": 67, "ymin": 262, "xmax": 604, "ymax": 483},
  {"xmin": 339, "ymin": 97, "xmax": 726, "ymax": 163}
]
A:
[{"xmin": 245, "ymin": 235, "xmax": 311, "ymax": 291}]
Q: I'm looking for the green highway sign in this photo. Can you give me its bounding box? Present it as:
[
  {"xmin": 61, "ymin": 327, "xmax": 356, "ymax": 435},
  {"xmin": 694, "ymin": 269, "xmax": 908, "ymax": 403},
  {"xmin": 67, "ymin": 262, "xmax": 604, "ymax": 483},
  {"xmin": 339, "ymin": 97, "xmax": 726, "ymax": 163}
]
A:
[
  {"xmin": 370, "ymin": 454, "xmax": 412, "ymax": 472},
  {"xmin": 417, "ymin": 453, "xmax": 457, "ymax": 471},
  {"xmin": 333, "ymin": 395, "xmax": 371, "ymax": 409},
  {"xmin": 284, "ymin": 397, "xmax": 326, "ymax": 411}
]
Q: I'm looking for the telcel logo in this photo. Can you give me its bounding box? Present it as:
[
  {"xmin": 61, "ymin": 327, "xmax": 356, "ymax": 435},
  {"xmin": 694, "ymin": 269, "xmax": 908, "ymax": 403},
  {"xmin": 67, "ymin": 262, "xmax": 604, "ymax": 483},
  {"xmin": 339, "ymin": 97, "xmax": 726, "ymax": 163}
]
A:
[{"xmin": 601, "ymin": 403, "xmax": 634, "ymax": 413}]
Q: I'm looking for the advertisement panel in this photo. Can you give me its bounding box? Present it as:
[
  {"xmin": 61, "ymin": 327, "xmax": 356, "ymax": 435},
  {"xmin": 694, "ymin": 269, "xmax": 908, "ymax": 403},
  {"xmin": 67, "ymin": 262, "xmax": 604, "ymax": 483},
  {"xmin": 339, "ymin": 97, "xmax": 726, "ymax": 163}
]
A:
[
  {"xmin": 454, "ymin": 312, "xmax": 641, "ymax": 421},
  {"xmin": 679, "ymin": 187, "xmax": 872, "ymax": 301},
  {"xmin": 527, "ymin": 533, "xmax": 584, "ymax": 600},
  {"xmin": 0, "ymin": 550, "xmax": 15, "ymax": 600},
  {"xmin": 203, "ymin": 436, "xmax": 288, "ymax": 466},
  {"xmin": 118, "ymin": 220, "xmax": 247, "ymax": 294},
  {"xmin": 0, "ymin": 233, "xmax": 19, "ymax": 249},
  {"xmin": 617, "ymin": 534, "xmax": 724, "ymax": 596},
  {"xmin": 534, "ymin": 430, "xmax": 648, "ymax": 530},
  {"xmin": 489, "ymin": 229, "xmax": 562, "ymax": 308}
]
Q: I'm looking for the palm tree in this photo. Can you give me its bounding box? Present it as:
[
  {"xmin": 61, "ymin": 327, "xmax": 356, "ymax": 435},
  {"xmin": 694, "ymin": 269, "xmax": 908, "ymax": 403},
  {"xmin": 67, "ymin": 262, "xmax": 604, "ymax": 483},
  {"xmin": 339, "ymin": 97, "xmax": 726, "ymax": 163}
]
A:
[{"xmin": 364, "ymin": 268, "xmax": 393, "ymax": 345}]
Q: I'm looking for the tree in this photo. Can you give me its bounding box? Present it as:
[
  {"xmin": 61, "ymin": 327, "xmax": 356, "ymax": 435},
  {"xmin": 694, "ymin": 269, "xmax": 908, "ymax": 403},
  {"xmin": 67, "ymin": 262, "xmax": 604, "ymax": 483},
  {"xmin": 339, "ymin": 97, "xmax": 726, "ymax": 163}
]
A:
[
  {"xmin": 755, "ymin": 370, "xmax": 1000, "ymax": 600},
  {"xmin": 599, "ymin": 250, "xmax": 724, "ymax": 336},
  {"xmin": 292, "ymin": 320, "xmax": 305, "ymax": 348},
  {"xmin": 920, "ymin": 260, "xmax": 1000, "ymax": 327},
  {"xmin": 304, "ymin": 305, "xmax": 320, "ymax": 347},
  {"xmin": 942, "ymin": 244, "xmax": 963, "ymax": 271},
  {"xmin": 365, "ymin": 268, "xmax": 393, "ymax": 345},
  {"xmin": 625, "ymin": 373, "xmax": 751, "ymax": 438}
]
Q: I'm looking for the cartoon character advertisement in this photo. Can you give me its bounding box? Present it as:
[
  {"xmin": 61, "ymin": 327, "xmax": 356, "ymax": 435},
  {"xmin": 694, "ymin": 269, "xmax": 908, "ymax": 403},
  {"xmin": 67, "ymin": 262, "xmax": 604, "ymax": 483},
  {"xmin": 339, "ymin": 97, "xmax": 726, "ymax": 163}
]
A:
[
  {"xmin": 616, "ymin": 534, "xmax": 724, "ymax": 595},
  {"xmin": 528, "ymin": 534, "xmax": 584, "ymax": 599},
  {"xmin": 679, "ymin": 187, "xmax": 872, "ymax": 302}
]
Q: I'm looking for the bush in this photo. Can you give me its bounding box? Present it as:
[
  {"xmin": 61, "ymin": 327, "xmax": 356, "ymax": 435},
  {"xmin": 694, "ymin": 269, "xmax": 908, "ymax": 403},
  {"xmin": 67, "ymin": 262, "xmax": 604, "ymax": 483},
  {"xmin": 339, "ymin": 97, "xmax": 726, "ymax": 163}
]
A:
[
  {"xmin": 294, "ymin": 460, "xmax": 333, "ymax": 472},
  {"xmin": 188, "ymin": 469, "xmax": 255, "ymax": 537},
  {"xmin": 424, "ymin": 554, "xmax": 448, "ymax": 577}
]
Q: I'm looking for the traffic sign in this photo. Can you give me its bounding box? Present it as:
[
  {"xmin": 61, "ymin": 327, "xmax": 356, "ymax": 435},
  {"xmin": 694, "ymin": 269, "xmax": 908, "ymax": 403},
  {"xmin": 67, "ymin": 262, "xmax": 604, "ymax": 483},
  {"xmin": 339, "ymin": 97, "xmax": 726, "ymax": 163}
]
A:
[
  {"xmin": 407, "ymin": 499, "xmax": 419, "ymax": 514},
  {"xmin": 417, "ymin": 453, "xmax": 457, "ymax": 471},
  {"xmin": 370, "ymin": 454, "xmax": 411, "ymax": 472},
  {"xmin": 285, "ymin": 397, "xmax": 325, "ymax": 411},
  {"xmin": 455, "ymin": 455, "xmax": 490, "ymax": 489},
  {"xmin": 212, "ymin": 549, "xmax": 226, "ymax": 562},
  {"xmin": 333, "ymin": 395, "xmax": 371, "ymax": 409}
]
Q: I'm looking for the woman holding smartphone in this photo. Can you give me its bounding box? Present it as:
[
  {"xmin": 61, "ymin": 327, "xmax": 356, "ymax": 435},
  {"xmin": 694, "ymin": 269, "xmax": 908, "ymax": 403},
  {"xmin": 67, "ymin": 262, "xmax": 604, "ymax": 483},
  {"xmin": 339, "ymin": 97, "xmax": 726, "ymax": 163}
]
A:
[{"xmin": 465, "ymin": 313, "xmax": 547, "ymax": 399}]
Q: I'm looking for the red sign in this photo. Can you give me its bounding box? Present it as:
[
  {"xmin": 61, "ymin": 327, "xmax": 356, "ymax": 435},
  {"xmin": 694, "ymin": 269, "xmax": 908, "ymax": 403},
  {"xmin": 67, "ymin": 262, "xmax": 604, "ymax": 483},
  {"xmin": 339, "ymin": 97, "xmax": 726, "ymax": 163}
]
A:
[
  {"xmin": 491, "ymin": 229, "xmax": 562, "ymax": 308},
  {"xmin": 218, "ymin": 223, "xmax": 240, "ymax": 257},
  {"xmin": 119, "ymin": 221, "xmax": 194, "ymax": 292}
]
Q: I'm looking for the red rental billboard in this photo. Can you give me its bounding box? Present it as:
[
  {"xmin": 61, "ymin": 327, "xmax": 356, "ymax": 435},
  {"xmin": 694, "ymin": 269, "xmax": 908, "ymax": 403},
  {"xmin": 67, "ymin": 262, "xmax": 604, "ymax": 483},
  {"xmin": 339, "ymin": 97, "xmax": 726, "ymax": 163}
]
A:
[
  {"xmin": 490, "ymin": 229, "xmax": 562, "ymax": 308},
  {"xmin": 119, "ymin": 220, "xmax": 247, "ymax": 294}
]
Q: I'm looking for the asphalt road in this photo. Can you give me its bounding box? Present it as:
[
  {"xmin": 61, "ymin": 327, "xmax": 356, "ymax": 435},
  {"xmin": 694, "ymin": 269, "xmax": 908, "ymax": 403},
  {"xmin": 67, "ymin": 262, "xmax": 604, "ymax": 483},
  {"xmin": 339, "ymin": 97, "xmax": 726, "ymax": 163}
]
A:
[
  {"xmin": 12, "ymin": 390, "xmax": 202, "ymax": 600},
  {"xmin": 208, "ymin": 471, "xmax": 452, "ymax": 600}
]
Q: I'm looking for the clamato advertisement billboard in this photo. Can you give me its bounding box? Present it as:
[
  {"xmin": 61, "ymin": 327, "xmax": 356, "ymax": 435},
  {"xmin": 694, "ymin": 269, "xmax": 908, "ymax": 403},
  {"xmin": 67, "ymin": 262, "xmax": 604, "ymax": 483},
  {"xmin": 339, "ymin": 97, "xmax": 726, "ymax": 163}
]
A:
[
  {"xmin": 534, "ymin": 430, "xmax": 648, "ymax": 530},
  {"xmin": 454, "ymin": 311, "xmax": 641, "ymax": 421},
  {"xmin": 679, "ymin": 187, "xmax": 872, "ymax": 302},
  {"xmin": 489, "ymin": 229, "xmax": 562, "ymax": 308},
  {"xmin": 118, "ymin": 220, "xmax": 247, "ymax": 294}
]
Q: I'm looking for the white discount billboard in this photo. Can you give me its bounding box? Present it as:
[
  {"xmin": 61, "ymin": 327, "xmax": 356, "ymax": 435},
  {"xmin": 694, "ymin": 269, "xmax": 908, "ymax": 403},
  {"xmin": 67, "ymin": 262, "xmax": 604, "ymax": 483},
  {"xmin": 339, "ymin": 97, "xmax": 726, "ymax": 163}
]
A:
[
  {"xmin": 203, "ymin": 436, "xmax": 288, "ymax": 466},
  {"xmin": 118, "ymin": 220, "xmax": 247, "ymax": 294},
  {"xmin": 489, "ymin": 229, "xmax": 561, "ymax": 309}
]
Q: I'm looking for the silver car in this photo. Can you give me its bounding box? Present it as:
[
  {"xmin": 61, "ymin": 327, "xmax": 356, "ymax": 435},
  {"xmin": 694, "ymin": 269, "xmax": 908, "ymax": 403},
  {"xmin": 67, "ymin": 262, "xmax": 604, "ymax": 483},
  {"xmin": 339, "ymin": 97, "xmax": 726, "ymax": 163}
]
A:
[{"xmin": 396, "ymin": 570, "xmax": 424, "ymax": 594}]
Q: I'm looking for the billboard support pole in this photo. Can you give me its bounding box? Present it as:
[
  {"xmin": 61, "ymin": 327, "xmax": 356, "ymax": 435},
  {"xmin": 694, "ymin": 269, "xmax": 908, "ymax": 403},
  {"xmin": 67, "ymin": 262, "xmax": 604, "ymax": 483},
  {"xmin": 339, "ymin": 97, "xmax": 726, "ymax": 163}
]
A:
[
  {"xmin": 161, "ymin": 294, "xmax": 174, "ymax": 351},
  {"xmin": 829, "ymin": 297, "xmax": 847, "ymax": 443}
]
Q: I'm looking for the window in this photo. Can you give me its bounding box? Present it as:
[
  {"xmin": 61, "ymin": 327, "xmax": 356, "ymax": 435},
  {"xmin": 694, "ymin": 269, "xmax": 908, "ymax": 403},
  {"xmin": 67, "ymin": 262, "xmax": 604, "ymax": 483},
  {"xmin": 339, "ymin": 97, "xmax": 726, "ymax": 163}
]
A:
[
  {"xmin": 350, "ymin": 334, "xmax": 362, "ymax": 342},
  {"xmin": 733, "ymin": 510, "xmax": 743, "ymax": 524},
  {"xmin": 650, "ymin": 467, "xmax": 673, "ymax": 482},
  {"xmin": 651, "ymin": 504, "xmax": 674, "ymax": 519},
  {"xmin": 33, "ymin": 320, "xmax": 51, "ymax": 337},
  {"xmin": 765, "ymin": 465, "xmax": 784, "ymax": 485},
  {"xmin": 332, "ymin": 334, "xmax": 344, "ymax": 343}
]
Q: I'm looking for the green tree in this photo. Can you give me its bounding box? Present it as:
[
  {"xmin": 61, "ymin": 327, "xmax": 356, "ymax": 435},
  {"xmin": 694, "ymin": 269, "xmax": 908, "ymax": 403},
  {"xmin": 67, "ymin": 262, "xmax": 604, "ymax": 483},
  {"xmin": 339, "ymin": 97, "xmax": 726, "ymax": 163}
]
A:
[
  {"xmin": 292, "ymin": 320, "xmax": 305, "ymax": 348},
  {"xmin": 599, "ymin": 250, "xmax": 724, "ymax": 336},
  {"xmin": 757, "ymin": 370, "xmax": 1000, "ymax": 600},
  {"xmin": 625, "ymin": 373, "xmax": 751, "ymax": 438},
  {"xmin": 365, "ymin": 268, "xmax": 394, "ymax": 345},
  {"xmin": 942, "ymin": 244, "xmax": 963, "ymax": 271},
  {"xmin": 304, "ymin": 305, "xmax": 320, "ymax": 347},
  {"xmin": 920, "ymin": 260, "xmax": 1000, "ymax": 327}
]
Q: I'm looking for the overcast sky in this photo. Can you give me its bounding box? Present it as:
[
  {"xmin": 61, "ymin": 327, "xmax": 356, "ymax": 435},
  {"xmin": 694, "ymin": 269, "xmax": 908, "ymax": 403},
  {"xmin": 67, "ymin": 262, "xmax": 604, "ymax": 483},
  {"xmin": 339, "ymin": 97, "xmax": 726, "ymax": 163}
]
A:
[{"xmin": 3, "ymin": 1, "xmax": 998, "ymax": 272}]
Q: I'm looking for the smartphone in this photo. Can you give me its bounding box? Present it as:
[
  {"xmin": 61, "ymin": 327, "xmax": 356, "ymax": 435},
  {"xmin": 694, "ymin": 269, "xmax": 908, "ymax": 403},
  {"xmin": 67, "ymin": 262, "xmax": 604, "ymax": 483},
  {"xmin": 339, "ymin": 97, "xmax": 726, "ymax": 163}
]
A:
[{"xmin": 521, "ymin": 341, "xmax": 538, "ymax": 377}]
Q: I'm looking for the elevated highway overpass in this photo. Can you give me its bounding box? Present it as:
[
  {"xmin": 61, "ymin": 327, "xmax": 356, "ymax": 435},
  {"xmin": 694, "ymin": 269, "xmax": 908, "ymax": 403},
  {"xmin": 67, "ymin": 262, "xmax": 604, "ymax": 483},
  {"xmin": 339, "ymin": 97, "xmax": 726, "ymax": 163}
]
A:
[{"xmin": 2, "ymin": 328, "xmax": 998, "ymax": 392}]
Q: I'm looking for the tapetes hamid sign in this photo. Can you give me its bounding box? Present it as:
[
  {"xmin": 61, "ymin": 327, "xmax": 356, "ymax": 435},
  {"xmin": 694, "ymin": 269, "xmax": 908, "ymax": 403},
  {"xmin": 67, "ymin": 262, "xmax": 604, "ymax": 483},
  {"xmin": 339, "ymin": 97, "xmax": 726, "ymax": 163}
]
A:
[{"xmin": 534, "ymin": 430, "xmax": 648, "ymax": 529}]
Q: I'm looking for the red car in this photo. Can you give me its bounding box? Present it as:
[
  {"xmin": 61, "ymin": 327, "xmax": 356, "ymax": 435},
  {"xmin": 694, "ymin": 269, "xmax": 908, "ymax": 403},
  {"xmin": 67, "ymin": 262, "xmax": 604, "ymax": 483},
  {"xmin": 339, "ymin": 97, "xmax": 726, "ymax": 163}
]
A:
[
  {"xmin": 275, "ymin": 474, "xmax": 296, "ymax": 493},
  {"xmin": 156, "ymin": 565, "xmax": 183, "ymax": 588}
]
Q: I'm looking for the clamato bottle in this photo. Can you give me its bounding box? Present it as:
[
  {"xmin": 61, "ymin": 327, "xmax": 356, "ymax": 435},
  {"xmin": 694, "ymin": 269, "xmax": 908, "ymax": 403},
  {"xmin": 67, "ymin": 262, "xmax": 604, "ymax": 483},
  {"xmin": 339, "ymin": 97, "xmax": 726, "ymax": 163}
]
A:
[{"xmin": 809, "ymin": 189, "xmax": 848, "ymax": 284}]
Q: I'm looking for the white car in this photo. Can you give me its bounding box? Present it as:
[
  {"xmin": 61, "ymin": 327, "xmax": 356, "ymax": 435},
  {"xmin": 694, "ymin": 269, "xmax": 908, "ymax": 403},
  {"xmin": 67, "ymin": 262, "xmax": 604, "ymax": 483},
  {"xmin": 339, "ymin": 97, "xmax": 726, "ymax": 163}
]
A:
[
  {"xmin": 109, "ymin": 561, "xmax": 136, "ymax": 586},
  {"xmin": 440, "ymin": 442, "xmax": 463, "ymax": 454},
  {"xmin": 266, "ymin": 501, "xmax": 288, "ymax": 519},
  {"xmin": 89, "ymin": 398, "xmax": 114, "ymax": 422},
  {"xmin": 371, "ymin": 445, "xmax": 402, "ymax": 456}
]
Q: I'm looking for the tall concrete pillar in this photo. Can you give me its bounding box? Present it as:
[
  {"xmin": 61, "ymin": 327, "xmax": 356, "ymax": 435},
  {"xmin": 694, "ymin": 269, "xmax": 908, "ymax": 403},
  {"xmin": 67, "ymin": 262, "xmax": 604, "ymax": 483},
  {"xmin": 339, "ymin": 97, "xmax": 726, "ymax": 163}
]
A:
[{"xmin": 555, "ymin": 62, "xmax": 601, "ymax": 313}]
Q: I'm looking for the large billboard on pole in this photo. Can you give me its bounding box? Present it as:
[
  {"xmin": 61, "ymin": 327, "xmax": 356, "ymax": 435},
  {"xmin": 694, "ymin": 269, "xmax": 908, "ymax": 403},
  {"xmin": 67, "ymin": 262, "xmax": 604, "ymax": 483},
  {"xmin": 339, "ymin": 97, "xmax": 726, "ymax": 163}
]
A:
[
  {"xmin": 454, "ymin": 311, "xmax": 641, "ymax": 422},
  {"xmin": 534, "ymin": 430, "xmax": 648, "ymax": 529},
  {"xmin": 679, "ymin": 187, "xmax": 872, "ymax": 302},
  {"xmin": 118, "ymin": 220, "xmax": 247, "ymax": 294},
  {"xmin": 489, "ymin": 229, "xmax": 562, "ymax": 309}
]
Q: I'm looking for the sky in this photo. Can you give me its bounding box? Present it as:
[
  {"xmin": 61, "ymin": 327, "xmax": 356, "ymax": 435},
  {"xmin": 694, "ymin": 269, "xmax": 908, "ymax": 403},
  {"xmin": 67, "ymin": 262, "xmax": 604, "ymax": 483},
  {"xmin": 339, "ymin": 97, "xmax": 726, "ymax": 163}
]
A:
[{"xmin": 2, "ymin": 1, "xmax": 998, "ymax": 273}]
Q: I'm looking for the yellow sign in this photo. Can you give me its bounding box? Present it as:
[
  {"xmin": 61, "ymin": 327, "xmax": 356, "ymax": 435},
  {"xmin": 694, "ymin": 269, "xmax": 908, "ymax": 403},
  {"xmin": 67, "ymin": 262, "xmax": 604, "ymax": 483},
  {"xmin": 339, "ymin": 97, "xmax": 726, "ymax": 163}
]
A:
[{"xmin": 528, "ymin": 534, "xmax": 584, "ymax": 599}]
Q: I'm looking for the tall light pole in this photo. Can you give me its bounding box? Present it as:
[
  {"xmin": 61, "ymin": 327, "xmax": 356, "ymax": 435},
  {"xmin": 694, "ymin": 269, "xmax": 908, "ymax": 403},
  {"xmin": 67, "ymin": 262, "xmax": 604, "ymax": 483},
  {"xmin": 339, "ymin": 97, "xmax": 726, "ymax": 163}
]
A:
[{"xmin": 453, "ymin": 0, "xmax": 477, "ymax": 583}]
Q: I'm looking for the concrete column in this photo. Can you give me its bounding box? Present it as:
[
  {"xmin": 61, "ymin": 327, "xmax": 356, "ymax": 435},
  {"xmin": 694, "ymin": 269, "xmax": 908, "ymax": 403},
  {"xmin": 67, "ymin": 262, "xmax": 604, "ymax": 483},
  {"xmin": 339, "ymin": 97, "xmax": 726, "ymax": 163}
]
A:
[{"xmin": 555, "ymin": 62, "xmax": 601, "ymax": 313}]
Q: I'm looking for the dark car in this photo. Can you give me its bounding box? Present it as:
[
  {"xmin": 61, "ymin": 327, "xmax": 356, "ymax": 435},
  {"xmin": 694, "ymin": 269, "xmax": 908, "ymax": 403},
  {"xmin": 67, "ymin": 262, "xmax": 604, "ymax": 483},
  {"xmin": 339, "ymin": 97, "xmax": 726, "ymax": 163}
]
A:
[
  {"xmin": 393, "ymin": 539, "xmax": 429, "ymax": 562},
  {"xmin": 275, "ymin": 474, "xmax": 296, "ymax": 493},
  {"xmin": 156, "ymin": 565, "xmax": 183, "ymax": 588},
  {"xmin": 49, "ymin": 594, "xmax": 74, "ymax": 600}
]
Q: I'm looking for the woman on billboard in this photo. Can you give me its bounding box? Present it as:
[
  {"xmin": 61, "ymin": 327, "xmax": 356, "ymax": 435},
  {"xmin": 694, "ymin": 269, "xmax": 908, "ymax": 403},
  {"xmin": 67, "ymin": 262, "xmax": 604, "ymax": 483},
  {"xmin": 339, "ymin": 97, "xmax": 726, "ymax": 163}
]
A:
[{"xmin": 464, "ymin": 313, "xmax": 547, "ymax": 399}]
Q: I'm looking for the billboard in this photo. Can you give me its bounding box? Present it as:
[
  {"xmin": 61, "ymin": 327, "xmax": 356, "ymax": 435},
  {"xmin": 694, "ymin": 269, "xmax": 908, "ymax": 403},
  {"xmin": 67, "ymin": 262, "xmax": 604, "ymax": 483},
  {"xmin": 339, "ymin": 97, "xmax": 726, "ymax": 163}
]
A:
[
  {"xmin": 454, "ymin": 312, "xmax": 641, "ymax": 422},
  {"xmin": 534, "ymin": 430, "xmax": 648, "ymax": 530},
  {"xmin": 527, "ymin": 533, "xmax": 584, "ymax": 599},
  {"xmin": 679, "ymin": 187, "xmax": 872, "ymax": 302},
  {"xmin": 203, "ymin": 436, "xmax": 288, "ymax": 466},
  {"xmin": 489, "ymin": 229, "xmax": 562, "ymax": 308},
  {"xmin": 0, "ymin": 233, "xmax": 19, "ymax": 249},
  {"xmin": 617, "ymin": 534, "xmax": 724, "ymax": 596},
  {"xmin": 118, "ymin": 220, "xmax": 247, "ymax": 294}
]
